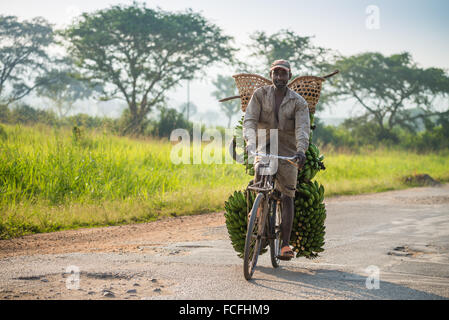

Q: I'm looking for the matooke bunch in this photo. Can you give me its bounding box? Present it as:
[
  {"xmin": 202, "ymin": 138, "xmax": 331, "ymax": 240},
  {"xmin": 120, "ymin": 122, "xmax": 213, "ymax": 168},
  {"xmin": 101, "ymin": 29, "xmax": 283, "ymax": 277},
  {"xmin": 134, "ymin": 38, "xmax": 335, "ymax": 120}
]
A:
[{"xmin": 224, "ymin": 115, "xmax": 327, "ymax": 259}]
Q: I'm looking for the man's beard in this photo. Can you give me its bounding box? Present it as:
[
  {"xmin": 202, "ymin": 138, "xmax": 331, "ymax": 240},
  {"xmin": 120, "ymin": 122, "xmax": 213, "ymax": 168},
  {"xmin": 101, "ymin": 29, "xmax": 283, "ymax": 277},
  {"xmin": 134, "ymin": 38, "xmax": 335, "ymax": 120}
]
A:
[{"xmin": 273, "ymin": 80, "xmax": 288, "ymax": 90}]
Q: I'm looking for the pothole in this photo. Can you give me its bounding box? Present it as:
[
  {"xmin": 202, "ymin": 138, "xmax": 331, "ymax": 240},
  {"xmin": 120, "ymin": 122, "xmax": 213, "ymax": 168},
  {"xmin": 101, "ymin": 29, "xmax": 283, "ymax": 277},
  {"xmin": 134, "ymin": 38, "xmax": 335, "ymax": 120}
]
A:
[
  {"xmin": 387, "ymin": 244, "xmax": 437, "ymax": 258},
  {"xmin": 81, "ymin": 272, "xmax": 135, "ymax": 280},
  {"xmin": 137, "ymin": 246, "xmax": 190, "ymax": 256},
  {"xmin": 14, "ymin": 275, "xmax": 44, "ymax": 281},
  {"xmin": 176, "ymin": 245, "xmax": 213, "ymax": 248}
]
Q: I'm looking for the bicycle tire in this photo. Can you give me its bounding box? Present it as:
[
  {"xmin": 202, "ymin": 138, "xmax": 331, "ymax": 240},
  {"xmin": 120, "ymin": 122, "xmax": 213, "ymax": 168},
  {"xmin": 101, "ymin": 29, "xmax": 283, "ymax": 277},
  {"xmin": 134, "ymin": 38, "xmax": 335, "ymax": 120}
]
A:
[
  {"xmin": 269, "ymin": 200, "xmax": 281, "ymax": 268},
  {"xmin": 243, "ymin": 192, "xmax": 264, "ymax": 280}
]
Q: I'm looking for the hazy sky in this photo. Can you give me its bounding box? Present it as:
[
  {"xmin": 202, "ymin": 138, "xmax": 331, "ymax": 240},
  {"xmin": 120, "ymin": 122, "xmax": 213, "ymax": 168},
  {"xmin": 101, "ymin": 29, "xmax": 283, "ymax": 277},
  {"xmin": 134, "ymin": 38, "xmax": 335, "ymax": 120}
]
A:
[{"xmin": 2, "ymin": 0, "xmax": 448, "ymax": 124}]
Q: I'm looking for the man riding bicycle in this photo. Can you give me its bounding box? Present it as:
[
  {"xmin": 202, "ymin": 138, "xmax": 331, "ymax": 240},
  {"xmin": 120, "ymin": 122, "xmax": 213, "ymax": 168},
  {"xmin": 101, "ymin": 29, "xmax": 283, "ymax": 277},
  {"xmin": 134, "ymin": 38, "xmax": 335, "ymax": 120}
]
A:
[{"xmin": 243, "ymin": 59, "xmax": 310, "ymax": 260}]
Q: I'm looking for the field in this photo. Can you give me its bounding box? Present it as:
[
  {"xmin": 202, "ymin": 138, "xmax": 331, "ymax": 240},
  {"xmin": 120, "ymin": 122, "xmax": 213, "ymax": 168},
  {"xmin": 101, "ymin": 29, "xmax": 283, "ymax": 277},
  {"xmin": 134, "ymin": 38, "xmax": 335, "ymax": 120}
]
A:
[
  {"xmin": 1, "ymin": 123, "xmax": 448, "ymax": 239},
  {"xmin": 317, "ymin": 150, "xmax": 449, "ymax": 196}
]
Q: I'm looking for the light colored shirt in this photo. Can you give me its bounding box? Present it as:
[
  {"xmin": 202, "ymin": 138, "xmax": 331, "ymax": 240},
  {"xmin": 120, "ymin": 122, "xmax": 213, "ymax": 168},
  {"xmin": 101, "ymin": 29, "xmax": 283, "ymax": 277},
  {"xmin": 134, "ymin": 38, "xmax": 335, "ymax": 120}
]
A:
[{"xmin": 243, "ymin": 84, "xmax": 310, "ymax": 156}]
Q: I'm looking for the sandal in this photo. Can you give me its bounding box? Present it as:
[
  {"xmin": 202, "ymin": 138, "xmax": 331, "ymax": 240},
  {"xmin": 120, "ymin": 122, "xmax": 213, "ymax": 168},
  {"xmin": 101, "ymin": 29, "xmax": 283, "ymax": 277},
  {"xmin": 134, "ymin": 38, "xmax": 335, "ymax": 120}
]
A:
[{"xmin": 278, "ymin": 245, "xmax": 294, "ymax": 261}]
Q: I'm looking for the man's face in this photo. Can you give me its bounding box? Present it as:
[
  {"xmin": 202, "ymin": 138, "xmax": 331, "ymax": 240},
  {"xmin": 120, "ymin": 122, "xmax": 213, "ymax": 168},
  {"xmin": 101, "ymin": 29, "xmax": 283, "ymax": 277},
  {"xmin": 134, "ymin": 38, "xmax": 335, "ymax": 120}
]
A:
[{"xmin": 271, "ymin": 67, "xmax": 291, "ymax": 90}]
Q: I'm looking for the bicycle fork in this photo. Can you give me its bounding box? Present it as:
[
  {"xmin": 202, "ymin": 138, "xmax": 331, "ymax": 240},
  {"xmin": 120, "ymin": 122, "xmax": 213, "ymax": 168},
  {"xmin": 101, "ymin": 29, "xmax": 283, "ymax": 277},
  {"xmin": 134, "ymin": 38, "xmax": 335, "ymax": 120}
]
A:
[{"xmin": 273, "ymin": 199, "xmax": 283, "ymax": 258}]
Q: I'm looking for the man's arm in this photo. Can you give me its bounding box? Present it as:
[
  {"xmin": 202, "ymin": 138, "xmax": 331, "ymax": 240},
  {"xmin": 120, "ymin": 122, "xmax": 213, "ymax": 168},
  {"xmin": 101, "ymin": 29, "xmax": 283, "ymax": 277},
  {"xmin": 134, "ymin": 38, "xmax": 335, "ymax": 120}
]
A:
[
  {"xmin": 295, "ymin": 97, "xmax": 310, "ymax": 155},
  {"xmin": 243, "ymin": 89, "xmax": 262, "ymax": 149}
]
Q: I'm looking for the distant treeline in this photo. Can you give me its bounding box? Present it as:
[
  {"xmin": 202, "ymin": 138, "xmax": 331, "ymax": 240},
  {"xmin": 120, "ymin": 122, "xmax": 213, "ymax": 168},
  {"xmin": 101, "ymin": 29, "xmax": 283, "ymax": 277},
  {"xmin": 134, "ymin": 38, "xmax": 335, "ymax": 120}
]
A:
[
  {"xmin": 0, "ymin": 103, "xmax": 194, "ymax": 138},
  {"xmin": 314, "ymin": 116, "xmax": 449, "ymax": 152},
  {"xmin": 1, "ymin": 103, "xmax": 448, "ymax": 152}
]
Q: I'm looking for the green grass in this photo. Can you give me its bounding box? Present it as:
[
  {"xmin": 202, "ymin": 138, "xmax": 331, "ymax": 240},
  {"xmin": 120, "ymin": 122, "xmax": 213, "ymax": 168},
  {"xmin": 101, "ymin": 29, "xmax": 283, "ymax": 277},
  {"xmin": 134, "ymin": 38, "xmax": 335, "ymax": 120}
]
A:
[
  {"xmin": 316, "ymin": 149, "xmax": 449, "ymax": 196},
  {"xmin": 0, "ymin": 124, "xmax": 251, "ymax": 238},
  {"xmin": 1, "ymin": 123, "xmax": 448, "ymax": 239}
]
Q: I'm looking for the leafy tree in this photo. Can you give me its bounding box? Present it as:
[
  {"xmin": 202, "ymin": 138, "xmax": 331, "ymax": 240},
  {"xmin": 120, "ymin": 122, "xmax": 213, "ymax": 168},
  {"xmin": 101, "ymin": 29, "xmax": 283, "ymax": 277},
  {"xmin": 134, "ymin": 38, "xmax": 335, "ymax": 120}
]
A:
[
  {"xmin": 327, "ymin": 52, "xmax": 449, "ymax": 139},
  {"xmin": 211, "ymin": 74, "xmax": 240, "ymax": 128},
  {"xmin": 248, "ymin": 29, "xmax": 333, "ymax": 76},
  {"xmin": 36, "ymin": 63, "xmax": 101, "ymax": 118},
  {"xmin": 8, "ymin": 103, "xmax": 56, "ymax": 125},
  {"xmin": 9, "ymin": 104, "xmax": 39, "ymax": 124},
  {"xmin": 154, "ymin": 106, "xmax": 191, "ymax": 138},
  {"xmin": 0, "ymin": 15, "xmax": 54, "ymax": 105},
  {"xmin": 177, "ymin": 102, "xmax": 198, "ymax": 121},
  {"xmin": 63, "ymin": 2, "xmax": 235, "ymax": 135},
  {"xmin": 437, "ymin": 113, "xmax": 449, "ymax": 138},
  {"xmin": 65, "ymin": 113, "xmax": 105, "ymax": 129}
]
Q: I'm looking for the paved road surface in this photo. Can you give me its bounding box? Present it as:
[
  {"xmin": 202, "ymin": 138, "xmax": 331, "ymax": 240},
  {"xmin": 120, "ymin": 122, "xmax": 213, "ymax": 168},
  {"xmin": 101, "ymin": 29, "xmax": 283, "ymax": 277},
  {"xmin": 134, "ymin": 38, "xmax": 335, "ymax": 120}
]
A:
[{"xmin": 1, "ymin": 185, "xmax": 448, "ymax": 300}]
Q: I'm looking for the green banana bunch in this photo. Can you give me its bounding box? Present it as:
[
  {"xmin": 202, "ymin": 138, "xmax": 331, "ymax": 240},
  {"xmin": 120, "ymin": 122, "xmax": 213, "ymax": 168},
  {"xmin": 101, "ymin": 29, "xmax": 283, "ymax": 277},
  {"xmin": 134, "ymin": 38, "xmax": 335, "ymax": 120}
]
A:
[
  {"xmin": 297, "ymin": 143, "xmax": 326, "ymax": 182},
  {"xmin": 234, "ymin": 115, "xmax": 255, "ymax": 176},
  {"xmin": 291, "ymin": 180, "xmax": 326, "ymax": 259},
  {"xmin": 291, "ymin": 114, "xmax": 326, "ymax": 259},
  {"xmin": 224, "ymin": 190, "xmax": 268, "ymax": 258}
]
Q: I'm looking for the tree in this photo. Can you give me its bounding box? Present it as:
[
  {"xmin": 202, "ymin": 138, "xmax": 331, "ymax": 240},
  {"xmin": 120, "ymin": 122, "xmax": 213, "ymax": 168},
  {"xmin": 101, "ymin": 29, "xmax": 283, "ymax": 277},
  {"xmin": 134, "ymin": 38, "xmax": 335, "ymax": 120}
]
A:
[
  {"xmin": 63, "ymin": 2, "xmax": 235, "ymax": 135},
  {"xmin": 327, "ymin": 52, "xmax": 449, "ymax": 139},
  {"xmin": 177, "ymin": 102, "xmax": 197, "ymax": 121},
  {"xmin": 0, "ymin": 15, "xmax": 54, "ymax": 105},
  {"xmin": 36, "ymin": 62, "xmax": 101, "ymax": 118},
  {"xmin": 248, "ymin": 29, "xmax": 332, "ymax": 76},
  {"xmin": 211, "ymin": 74, "xmax": 240, "ymax": 128},
  {"xmin": 154, "ymin": 106, "xmax": 191, "ymax": 138},
  {"xmin": 8, "ymin": 103, "xmax": 57, "ymax": 125}
]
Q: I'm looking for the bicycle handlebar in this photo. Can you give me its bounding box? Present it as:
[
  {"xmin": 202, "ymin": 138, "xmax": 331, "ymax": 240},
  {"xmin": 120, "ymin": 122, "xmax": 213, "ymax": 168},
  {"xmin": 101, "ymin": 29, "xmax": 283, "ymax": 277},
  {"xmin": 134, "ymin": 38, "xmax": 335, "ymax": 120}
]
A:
[
  {"xmin": 249, "ymin": 151, "xmax": 297, "ymax": 161},
  {"xmin": 249, "ymin": 151, "xmax": 301, "ymax": 169}
]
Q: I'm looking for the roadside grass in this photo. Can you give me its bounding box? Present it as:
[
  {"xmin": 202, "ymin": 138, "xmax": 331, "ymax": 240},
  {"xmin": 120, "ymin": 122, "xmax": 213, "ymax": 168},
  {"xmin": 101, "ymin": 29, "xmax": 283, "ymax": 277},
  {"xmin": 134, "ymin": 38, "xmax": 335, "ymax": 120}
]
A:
[
  {"xmin": 317, "ymin": 149, "xmax": 449, "ymax": 196},
  {"xmin": 1, "ymin": 123, "xmax": 448, "ymax": 239},
  {"xmin": 0, "ymin": 124, "xmax": 250, "ymax": 238}
]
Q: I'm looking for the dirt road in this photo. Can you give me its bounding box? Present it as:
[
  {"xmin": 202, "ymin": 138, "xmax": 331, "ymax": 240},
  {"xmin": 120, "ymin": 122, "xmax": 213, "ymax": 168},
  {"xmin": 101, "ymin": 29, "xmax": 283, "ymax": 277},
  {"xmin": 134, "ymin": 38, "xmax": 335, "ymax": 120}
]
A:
[{"xmin": 1, "ymin": 185, "xmax": 449, "ymax": 300}]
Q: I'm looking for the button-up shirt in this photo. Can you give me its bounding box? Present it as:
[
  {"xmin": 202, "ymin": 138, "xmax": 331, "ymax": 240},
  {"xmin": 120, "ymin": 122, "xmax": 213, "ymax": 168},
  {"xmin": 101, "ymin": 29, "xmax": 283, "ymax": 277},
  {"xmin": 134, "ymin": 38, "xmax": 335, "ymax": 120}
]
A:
[{"xmin": 243, "ymin": 84, "xmax": 310, "ymax": 157}]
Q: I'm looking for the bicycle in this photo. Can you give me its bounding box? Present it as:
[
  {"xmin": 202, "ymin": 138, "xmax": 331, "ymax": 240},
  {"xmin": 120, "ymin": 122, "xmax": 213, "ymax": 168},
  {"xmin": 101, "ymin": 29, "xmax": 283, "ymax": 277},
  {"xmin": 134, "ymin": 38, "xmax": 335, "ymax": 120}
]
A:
[{"xmin": 243, "ymin": 151, "xmax": 299, "ymax": 281}]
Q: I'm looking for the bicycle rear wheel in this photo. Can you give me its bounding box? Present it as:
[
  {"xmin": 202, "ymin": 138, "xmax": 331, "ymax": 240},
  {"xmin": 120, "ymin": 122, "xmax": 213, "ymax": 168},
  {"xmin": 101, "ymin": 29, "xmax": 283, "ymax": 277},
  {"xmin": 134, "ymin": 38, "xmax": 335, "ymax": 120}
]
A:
[{"xmin": 243, "ymin": 192, "xmax": 265, "ymax": 280}]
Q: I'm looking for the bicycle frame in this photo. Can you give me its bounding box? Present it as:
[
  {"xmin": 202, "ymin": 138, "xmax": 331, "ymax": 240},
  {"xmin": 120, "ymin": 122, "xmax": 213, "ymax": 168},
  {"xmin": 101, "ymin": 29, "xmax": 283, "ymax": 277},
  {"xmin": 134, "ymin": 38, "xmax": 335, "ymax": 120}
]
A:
[
  {"xmin": 247, "ymin": 150, "xmax": 297, "ymax": 240},
  {"xmin": 243, "ymin": 152, "xmax": 297, "ymax": 279}
]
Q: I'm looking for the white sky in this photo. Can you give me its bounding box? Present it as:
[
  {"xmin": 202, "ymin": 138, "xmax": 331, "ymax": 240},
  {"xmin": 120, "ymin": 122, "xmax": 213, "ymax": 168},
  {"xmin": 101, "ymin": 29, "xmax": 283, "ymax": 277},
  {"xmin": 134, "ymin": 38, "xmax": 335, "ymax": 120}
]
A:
[{"xmin": 1, "ymin": 0, "xmax": 448, "ymax": 125}]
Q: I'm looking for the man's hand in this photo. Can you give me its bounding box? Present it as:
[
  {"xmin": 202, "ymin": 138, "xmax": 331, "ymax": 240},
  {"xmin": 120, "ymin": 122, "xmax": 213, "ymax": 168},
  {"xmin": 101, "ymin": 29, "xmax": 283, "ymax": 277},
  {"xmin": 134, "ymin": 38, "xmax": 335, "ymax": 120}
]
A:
[{"xmin": 294, "ymin": 151, "xmax": 306, "ymax": 168}]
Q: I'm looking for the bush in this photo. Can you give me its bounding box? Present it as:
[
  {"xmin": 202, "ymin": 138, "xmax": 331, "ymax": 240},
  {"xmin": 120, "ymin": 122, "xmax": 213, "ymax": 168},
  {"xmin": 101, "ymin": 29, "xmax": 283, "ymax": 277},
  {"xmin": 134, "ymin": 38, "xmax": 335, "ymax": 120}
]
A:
[
  {"xmin": 0, "ymin": 124, "xmax": 7, "ymax": 140},
  {"xmin": 5, "ymin": 103, "xmax": 58, "ymax": 126},
  {"xmin": 9, "ymin": 103, "xmax": 39, "ymax": 124},
  {"xmin": 313, "ymin": 117, "xmax": 358, "ymax": 149},
  {"xmin": 412, "ymin": 126, "xmax": 449, "ymax": 151},
  {"xmin": 152, "ymin": 106, "xmax": 192, "ymax": 138},
  {"xmin": 313, "ymin": 116, "xmax": 449, "ymax": 152},
  {"xmin": 64, "ymin": 113, "xmax": 105, "ymax": 129},
  {"xmin": 0, "ymin": 104, "xmax": 9, "ymax": 123}
]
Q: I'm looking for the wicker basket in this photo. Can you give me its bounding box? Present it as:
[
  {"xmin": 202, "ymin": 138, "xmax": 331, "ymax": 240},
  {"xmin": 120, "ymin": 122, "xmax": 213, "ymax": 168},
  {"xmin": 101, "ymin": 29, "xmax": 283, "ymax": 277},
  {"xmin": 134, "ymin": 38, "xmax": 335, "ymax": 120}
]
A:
[
  {"xmin": 288, "ymin": 75, "xmax": 324, "ymax": 114},
  {"xmin": 232, "ymin": 73, "xmax": 326, "ymax": 114},
  {"xmin": 232, "ymin": 73, "xmax": 271, "ymax": 113}
]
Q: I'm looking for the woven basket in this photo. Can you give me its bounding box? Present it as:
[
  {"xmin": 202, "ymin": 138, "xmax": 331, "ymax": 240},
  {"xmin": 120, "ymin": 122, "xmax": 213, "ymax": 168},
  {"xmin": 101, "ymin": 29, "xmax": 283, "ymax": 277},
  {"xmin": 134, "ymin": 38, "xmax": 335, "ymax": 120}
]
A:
[
  {"xmin": 232, "ymin": 73, "xmax": 271, "ymax": 113},
  {"xmin": 288, "ymin": 75, "xmax": 325, "ymax": 114},
  {"xmin": 232, "ymin": 73, "xmax": 325, "ymax": 114}
]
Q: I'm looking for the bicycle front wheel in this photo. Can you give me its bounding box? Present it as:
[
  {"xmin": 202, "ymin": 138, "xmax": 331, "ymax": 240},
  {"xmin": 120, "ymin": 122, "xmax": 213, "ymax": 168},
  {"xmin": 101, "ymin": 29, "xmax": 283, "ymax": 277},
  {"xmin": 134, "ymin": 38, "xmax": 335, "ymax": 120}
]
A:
[
  {"xmin": 243, "ymin": 192, "xmax": 265, "ymax": 280},
  {"xmin": 269, "ymin": 200, "xmax": 281, "ymax": 268}
]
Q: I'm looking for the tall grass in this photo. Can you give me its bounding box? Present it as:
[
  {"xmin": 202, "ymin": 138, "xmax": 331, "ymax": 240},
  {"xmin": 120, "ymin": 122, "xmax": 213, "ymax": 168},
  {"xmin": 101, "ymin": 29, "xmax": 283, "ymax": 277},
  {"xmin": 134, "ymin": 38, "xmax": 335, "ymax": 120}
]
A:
[
  {"xmin": 0, "ymin": 123, "xmax": 448, "ymax": 239},
  {"xmin": 0, "ymin": 124, "xmax": 250, "ymax": 238},
  {"xmin": 317, "ymin": 149, "xmax": 449, "ymax": 196}
]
